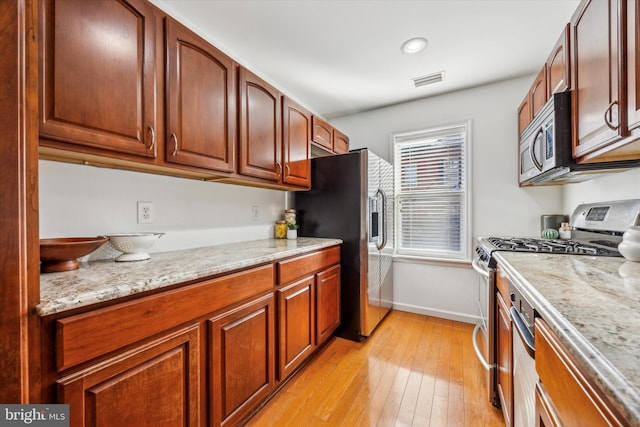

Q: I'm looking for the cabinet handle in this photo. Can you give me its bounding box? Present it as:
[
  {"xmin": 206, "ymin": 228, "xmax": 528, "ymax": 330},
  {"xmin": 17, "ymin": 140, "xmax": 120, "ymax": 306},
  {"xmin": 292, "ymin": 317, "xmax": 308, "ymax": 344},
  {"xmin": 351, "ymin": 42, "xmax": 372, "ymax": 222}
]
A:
[
  {"xmin": 170, "ymin": 133, "xmax": 178, "ymax": 156},
  {"xmin": 604, "ymin": 100, "xmax": 619, "ymax": 131},
  {"xmin": 284, "ymin": 163, "xmax": 290, "ymax": 178},
  {"xmin": 276, "ymin": 163, "xmax": 282, "ymax": 179},
  {"xmin": 146, "ymin": 126, "xmax": 156, "ymax": 151}
]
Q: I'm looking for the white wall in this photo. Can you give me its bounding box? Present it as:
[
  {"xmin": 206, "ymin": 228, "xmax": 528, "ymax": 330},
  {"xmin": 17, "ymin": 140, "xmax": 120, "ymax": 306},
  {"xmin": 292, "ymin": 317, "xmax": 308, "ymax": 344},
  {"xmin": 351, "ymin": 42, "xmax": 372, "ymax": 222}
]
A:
[
  {"xmin": 331, "ymin": 75, "xmax": 564, "ymax": 323},
  {"xmin": 562, "ymin": 168, "xmax": 640, "ymax": 213},
  {"xmin": 39, "ymin": 160, "xmax": 286, "ymax": 259}
]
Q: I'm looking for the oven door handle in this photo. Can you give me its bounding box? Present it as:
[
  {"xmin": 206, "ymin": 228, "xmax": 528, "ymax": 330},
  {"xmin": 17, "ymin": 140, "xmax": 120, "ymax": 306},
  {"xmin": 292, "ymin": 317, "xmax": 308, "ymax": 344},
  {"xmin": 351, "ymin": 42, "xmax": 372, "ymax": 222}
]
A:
[
  {"xmin": 510, "ymin": 306, "xmax": 535, "ymax": 358},
  {"xmin": 472, "ymin": 323, "xmax": 495, "ymax": 370},
  {"xmin": 472, "ymin": 257, "xmax": 489, "ymax": 279}
]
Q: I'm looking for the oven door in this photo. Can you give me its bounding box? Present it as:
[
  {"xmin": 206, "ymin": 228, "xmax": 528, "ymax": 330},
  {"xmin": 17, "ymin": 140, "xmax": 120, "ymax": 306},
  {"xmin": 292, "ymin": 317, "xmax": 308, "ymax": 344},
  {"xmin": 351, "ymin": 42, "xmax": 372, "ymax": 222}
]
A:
[{"xmin": 471, "ymin": 255, "xmax": 498, "ymax": 405}]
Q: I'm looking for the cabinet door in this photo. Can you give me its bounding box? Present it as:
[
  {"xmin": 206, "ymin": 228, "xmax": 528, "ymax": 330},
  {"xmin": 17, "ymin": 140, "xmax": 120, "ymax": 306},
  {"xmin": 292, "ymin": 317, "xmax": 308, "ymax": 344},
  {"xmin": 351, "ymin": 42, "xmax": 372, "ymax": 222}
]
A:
[
  {"xmin": 209, "ymin": 294, "xmax": 275, "ymax": 427},
  {"xmin": 572, "ymin": 0, "xmax": 626, "ymax": 158},
  {"xmin": 57, "ymin": 325, "xmax": 201, "ymax": 427},
  {"xmin": 496, "ymin": 291, "xmax": 513, "ymax": 427},
  {"xmin": 626, "ymin": 0, "xmax": 640, "ymax": 148},
  {"xmin": 166, "ymin": 18, "xmax": 236, "ymax": 173},
  {"xmin": 39, "ymin": 0, "xmax": 157, "ymax": 158},
  {"xmin": 277, "ymin": 276, "xmax": 316, "ymax": 381},
  {"xmin": 333, "ymin": 129, "xmax": 350, "ymax": 154},
  {"xmin": 316, "ymin": 265, "xmax": 340, "ymax": 344},
  {"xmin": 530, "ymin": 66, "xmax": 548, "ymax": 118},
  {"xmin": 282, "ymin": 96, "xmax": 311, "ymax": 187},
  {"xmin": 536, "ymin": 383, "xmax": 561, "ymax": 427},
  {"xmin": 238, "ymin": 67, "xmax": 282, "ymax": 182},
  {"xmin": 311, "ymin": 116, "xmax": 333, "ymax": 150},
  {"xmin": 518, "ymin": 94, "xmax": 532, "ymax": 136},
  {"xmin": 547, "ymin": 24, "xmax": 571, "ymax": 96}
]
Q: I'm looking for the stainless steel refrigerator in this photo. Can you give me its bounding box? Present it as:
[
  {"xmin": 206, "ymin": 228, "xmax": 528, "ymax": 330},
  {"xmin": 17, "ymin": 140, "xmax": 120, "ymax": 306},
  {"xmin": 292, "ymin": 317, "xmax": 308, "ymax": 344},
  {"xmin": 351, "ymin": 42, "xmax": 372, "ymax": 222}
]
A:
[{"xmin": 295, "ymin": 149, "xmax": 394, "ymax": 341}]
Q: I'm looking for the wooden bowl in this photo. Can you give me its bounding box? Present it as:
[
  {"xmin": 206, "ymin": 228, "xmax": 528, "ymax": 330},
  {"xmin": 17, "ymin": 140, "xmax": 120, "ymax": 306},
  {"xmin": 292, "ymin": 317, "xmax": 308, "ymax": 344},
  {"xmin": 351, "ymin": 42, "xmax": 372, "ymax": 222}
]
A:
[{"xmin": 40, "ymin": 237, "xmax": 108, "ymax": 273}]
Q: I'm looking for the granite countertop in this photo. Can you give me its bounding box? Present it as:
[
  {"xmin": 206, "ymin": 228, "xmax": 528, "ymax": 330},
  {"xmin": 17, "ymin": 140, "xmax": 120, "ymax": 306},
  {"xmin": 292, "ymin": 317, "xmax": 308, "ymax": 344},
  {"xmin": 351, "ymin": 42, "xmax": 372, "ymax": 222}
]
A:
[
  {"xmin": 494, "ymin": 251, "xmax": 640, "ymax": 427},
  {"xmin": 37, "ymin": 237, "xmax": 342, "ymax": 317}
]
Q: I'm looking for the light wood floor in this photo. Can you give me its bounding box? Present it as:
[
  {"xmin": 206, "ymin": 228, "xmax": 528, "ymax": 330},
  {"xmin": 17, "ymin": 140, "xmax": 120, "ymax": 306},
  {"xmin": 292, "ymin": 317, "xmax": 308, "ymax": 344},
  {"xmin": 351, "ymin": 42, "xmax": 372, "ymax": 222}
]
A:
[{"xmin": 246, "ymin": 310, "xmax": 504, "ymax": 427}]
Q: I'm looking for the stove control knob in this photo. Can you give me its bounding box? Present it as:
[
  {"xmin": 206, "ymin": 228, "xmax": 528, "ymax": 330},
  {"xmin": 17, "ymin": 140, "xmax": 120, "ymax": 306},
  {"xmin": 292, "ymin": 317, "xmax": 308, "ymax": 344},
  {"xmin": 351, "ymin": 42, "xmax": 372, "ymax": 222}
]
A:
[{"xmin": 510, "ymin": 293, "xmax": 516, "ymax": 303}]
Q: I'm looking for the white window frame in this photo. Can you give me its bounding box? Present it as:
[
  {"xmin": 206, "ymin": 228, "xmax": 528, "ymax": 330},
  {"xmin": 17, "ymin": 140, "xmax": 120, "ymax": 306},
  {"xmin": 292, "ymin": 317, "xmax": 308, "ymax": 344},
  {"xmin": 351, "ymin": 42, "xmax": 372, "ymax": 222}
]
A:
[{"xmin": 392, "ymin": 120, "xmax": 472, "ymax": 263}]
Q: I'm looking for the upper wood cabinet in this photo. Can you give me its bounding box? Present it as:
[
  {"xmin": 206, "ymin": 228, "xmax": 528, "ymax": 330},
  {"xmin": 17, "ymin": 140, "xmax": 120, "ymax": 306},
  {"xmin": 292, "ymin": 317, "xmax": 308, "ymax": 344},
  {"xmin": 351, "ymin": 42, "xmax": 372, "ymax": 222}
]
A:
[
  {"xmin": 165, "ymin": 18, "xmax": 236, "ymax": 174},
  {"xmin": 333, "ymin": 129, "xmax": 350, "ymax": 154},
  {"xmin": 547, "ymin": 24, "xmax": 571, "ymax": 96},
  {"xmin": 311, "ymin": 116, "xmax": 333, "ymax": 150},
  {"xmin": 282, "ymin": 97, "xmax": 311, "ymax": 187},
  {"xmin": 238, "ymin": 67, "xmax": 282, "ymax": 182},
  {"xmin": 517, "ymin": 96, "xmax": 532, "ymax": 137},
  {"xmin": 530, "ymin": 66, "xmax": 548, "ymax": 118},
  {"xmin": 571, "ymin": 0, "xmax": 626, "ymax": 158},
  {"xmin": 39, "ymin": 0, "xmax": 158, "ymax": 158},
  {"xmin": 311, "ymin": 115, "xmax": 350, "ymax": 155}
]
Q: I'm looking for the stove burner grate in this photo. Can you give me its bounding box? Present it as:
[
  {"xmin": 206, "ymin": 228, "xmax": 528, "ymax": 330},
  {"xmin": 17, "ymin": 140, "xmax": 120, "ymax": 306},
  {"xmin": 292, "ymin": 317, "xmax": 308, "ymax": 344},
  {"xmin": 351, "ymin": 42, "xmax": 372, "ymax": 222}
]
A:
[{"xmin": 486, "ymin": 237, "xmax": 621, "ymax": 257}]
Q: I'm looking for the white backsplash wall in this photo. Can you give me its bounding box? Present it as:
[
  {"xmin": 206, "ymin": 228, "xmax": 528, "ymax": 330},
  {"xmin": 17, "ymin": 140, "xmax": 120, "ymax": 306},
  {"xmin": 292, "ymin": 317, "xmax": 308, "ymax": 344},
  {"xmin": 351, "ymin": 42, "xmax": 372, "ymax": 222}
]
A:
[
  {"xmin": 39, "ymin": 160, "xmax": 287, "ymax": 257},
  {"xmin": 562, "ymin": 168, "xmax": 640, "ymax": 214},
  {"xmin": 331, "ymin": 75, "xmax": 563, "ymax": 323}
]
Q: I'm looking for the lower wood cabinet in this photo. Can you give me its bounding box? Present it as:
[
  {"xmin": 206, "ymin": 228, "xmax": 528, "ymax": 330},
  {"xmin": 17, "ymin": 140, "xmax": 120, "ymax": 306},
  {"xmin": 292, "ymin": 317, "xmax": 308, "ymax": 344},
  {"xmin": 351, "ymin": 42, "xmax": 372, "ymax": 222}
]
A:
[
  {"xmin": 57, "ymin": 325, "xmax": 201, "ymax": 427},
  {"xmin": 44, "ymin": 245, "xmax": 341, "ymax": 427},
  {"xmin": 209, "ymin": 293, "xmax": 275, "ymax": 427},
  {"xmin": 496, "ymin": 290, "xmax": 513, "ymax": 427},
  {"xmin": 277, "ymin": 276, "xmax": 316, "ymax": 381},
  {"xmin": 535, "ymin": 318, "xmax": 626, "ymax": 427},
  {"xmin": 316, "ymin": 264, "xmax": 341, "ymax": 345}
]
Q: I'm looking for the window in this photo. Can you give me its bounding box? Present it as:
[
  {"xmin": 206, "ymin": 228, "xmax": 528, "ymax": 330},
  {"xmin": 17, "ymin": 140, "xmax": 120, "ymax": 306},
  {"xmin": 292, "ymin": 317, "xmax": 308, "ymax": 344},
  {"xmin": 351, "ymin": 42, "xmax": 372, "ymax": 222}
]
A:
[{"xmin": 393, "ymin": 121, "xmax": 471, "ymax": 261}]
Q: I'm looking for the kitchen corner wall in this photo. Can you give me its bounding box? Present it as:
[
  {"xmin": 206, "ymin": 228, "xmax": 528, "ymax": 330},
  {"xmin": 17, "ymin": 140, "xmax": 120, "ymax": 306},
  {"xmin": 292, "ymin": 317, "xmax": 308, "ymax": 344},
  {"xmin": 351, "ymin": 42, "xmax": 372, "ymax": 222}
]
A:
[
  {"xmin": 330, "ymin": 75, "xmax": 563, "ymax": 323},
  {"xmin": 39, "ymin": 160, "xmax": 286, "ymax": 257}
]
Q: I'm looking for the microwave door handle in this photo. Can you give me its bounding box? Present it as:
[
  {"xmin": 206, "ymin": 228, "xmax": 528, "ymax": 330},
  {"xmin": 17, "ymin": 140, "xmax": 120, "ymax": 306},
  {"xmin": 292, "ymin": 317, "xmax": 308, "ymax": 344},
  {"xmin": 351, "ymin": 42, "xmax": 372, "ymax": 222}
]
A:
[{"xmin": 530, "ymin": 128, "xmax": 544, "ymax": 171}]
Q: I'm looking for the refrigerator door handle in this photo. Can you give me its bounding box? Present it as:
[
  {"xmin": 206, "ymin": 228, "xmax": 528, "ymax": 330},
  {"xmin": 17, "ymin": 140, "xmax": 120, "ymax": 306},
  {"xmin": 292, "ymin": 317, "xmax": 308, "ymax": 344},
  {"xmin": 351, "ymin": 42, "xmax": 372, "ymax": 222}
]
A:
[{"xmin": 376, "ymin": 188, "xmax": 387, "ymax": 250}]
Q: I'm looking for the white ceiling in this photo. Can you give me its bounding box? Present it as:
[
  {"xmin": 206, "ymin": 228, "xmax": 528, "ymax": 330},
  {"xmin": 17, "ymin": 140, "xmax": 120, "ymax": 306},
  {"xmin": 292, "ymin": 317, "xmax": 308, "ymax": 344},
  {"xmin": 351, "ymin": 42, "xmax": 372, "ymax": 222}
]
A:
[{"xmin": 155, "ymin": 0, "xmax": 581, "ymax": 119}]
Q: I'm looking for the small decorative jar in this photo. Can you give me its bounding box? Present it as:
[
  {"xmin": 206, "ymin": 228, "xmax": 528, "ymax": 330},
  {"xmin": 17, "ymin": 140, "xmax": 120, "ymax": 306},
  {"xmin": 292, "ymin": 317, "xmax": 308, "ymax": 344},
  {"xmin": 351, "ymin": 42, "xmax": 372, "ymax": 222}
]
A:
[
  {"xmin": 275, "ymin": 220, "xmax": 287, "ymax": 239},
  {"xmin": 284, "ymin": 209, "xmax": 296, "ymax": 225},
  {"xmin": 559, "ymin": 222, "xmax": 572, "ymax": 240}
]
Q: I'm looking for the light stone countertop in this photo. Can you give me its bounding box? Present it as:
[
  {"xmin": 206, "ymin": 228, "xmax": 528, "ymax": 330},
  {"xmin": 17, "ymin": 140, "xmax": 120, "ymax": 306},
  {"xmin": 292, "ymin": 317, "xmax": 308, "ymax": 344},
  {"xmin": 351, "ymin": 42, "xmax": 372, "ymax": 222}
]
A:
[
  {"xmin": 494, "ymin": 251, "xmax": 640, "ymax": 427},
  {"xmin": 37, "ymin": 237, "xmax": 342, "ymax": 317}
]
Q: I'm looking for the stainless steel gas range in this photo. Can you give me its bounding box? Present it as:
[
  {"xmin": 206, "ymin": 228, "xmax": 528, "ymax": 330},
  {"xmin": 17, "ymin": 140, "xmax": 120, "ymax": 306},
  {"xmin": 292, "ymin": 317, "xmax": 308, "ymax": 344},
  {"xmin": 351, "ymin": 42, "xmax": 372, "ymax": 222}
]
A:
[{"xmin": 472, "ymin": 199, "xmax": 640, "ymax": 413}]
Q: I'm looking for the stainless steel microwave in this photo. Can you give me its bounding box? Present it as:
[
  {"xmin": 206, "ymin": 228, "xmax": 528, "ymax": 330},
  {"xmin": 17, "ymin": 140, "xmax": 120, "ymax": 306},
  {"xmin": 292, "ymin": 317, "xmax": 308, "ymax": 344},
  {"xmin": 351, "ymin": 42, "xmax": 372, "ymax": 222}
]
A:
[{"xmin": 519, "ymin": 91, "xmax": 637, "ymax": 185}]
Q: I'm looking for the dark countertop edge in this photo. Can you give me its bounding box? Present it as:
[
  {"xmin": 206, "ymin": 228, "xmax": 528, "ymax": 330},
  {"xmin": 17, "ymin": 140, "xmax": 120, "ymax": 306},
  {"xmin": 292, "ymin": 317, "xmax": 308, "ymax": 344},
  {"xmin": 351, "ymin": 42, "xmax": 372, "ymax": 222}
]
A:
[
  {"xmin": 37, "ymin": 238, "xmax": 342, "ymax": 317},
  {"xmin": 494, "ymin": 252, "xmax": 640, "ymax": 427}
]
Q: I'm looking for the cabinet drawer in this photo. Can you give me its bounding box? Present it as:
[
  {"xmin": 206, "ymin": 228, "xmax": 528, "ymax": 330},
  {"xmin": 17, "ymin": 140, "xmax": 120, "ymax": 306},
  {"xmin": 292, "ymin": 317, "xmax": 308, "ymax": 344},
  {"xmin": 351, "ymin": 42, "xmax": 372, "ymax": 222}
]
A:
[
  {"xmin": 277, "ymin": 246, "xmax": 340, "ymax": 285},
  {"xmin": 535, "ymin": 318, "xmax": 625, "ymax": 427},
  {"xmin": 56, "ymin": 264, "xmax": 274, "ymax": 371}
]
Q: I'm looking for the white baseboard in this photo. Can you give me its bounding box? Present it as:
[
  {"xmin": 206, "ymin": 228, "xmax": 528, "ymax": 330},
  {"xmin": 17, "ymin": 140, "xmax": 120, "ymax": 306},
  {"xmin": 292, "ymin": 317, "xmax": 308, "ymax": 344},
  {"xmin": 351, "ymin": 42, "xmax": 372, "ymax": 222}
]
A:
[{"xmin": 392, "ymin": 302, "xmax": 480, "ymax": 325}]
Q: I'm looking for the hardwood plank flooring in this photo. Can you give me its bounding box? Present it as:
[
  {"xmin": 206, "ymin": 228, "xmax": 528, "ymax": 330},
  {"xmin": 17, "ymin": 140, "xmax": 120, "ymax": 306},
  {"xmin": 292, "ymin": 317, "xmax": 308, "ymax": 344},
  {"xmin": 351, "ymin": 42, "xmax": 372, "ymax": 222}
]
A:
[{"xmin": 245, "ymin": 310, "xmax": 504, "ymax": 427}]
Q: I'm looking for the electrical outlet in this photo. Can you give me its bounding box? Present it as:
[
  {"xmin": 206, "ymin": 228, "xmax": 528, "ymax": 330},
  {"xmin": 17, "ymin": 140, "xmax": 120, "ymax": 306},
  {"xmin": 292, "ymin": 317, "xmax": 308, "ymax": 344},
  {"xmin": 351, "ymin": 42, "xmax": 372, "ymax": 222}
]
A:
[
  {"xmin": 251, "ymin": 206, "xmax": 260, "ymax": 222},
  {"xmin": 137, "ymin": 201, "xmax": 154, "ymax": 224}
]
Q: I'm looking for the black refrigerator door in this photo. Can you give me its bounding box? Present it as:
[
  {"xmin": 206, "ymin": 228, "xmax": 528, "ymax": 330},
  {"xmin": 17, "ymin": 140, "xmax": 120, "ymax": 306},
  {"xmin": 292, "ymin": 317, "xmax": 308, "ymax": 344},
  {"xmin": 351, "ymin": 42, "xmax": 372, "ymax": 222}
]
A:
[{"xmin": 295, "ymin": 151, "xmax": 367, "ymax": 341}]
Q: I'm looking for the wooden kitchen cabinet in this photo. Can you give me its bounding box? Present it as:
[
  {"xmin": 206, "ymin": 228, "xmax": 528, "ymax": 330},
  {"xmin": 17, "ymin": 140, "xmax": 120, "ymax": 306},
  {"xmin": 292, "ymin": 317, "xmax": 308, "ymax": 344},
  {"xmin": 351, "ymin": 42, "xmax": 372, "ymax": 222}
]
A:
[
  {"xmin": 39, "ymin": 0, "xmax": 158, "ymax": 159},
  {"xmin": 282, "ymin": 96, "xmax": 311, "ymax": 187},
  {"xmin": 530, "ymin": 66, "xmax": 548, "ymax": 118},
  {"xmin": 517, "ymin": 95, "xmax": 532, "ymax": 137},
  {"xmin": 571, "ymin": 0, "xmax": 627, "ymax": 159},
  {"xmin": 209, "ymin": 294, "xmax": 275, "ymax": 427},
  {"xmin": 311, "ymin": 116, "xmax": 333, "ymax": 150},
  {"xmin": 276, "ymin": 276, "xmax": 316, "ymax": 381},
  {"xmin": 535, "ymin": 318, "xmax": 626, "ymax": 427},
  {"xmin": 238, "ymin": 67, "xmax": 282, "ymax": 183},
  {"xmin": 57, "ymin": 325, "xmax": 201, "ymax": 427},
  {"xmin": 333, "ymin": 129, "xmax": 350, "ymax": 154},
  {"xmin": 496, "ymin": 267, "xmax": 513, "ymax": 427},
  {"xmin": 547, "ymin": 24, "xmax": 571, "ymax": 97},
  {"xmin": 315, "ymin": 264, "xmax": 341, "ymax": 345},
  {"xmin": 165, "ymin": 17, "xmax": 236, "ymax": 174}
]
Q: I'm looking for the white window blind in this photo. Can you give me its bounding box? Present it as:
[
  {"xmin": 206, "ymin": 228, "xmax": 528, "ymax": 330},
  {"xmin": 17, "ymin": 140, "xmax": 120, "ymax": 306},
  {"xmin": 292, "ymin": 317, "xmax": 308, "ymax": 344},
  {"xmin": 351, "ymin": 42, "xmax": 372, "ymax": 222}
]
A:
[{"xmin": 393, "ymin": 122, "xmax": 471, "ymax": 261}]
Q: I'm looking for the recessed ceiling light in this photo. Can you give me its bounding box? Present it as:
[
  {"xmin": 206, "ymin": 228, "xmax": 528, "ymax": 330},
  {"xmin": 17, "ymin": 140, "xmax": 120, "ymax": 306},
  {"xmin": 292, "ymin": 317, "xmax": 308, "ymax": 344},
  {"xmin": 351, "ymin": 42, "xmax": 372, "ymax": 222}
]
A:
[{"xmin": 401, "ymin": 37, "xmax": 428, "ymax": 54}]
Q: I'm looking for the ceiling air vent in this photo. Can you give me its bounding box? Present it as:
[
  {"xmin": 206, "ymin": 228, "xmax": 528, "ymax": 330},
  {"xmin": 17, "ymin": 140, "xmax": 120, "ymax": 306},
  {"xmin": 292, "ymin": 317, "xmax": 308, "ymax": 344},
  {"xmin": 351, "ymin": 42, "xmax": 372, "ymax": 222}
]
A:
[{"xmin": 412, "ymin": 71, "xmax": 445, "ymax": 88}]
